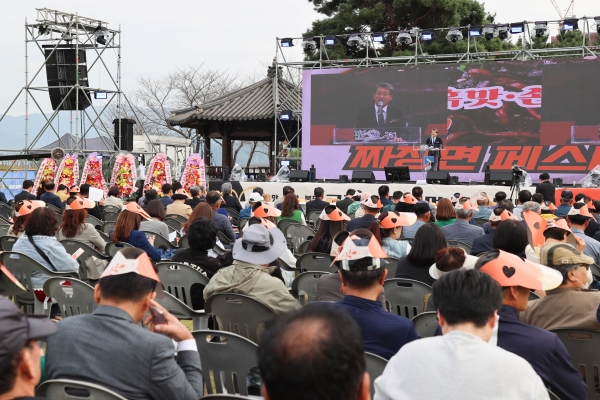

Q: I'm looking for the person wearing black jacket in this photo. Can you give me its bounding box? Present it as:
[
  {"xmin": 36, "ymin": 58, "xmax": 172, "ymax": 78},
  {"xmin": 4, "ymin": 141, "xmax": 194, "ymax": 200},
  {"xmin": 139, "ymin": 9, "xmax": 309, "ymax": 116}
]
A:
[
  {"xmin": 535, "ymin": 173, "xmax": 556, "ymax": 204},
  {"xmin": 14, "ymin": 180, "xmax": 36, "ymax": 202},
  {"xmin": 306, "ymin": 187, "xmax": 330, "ymax": 212},
  {"xmin": 336, "ymin": 189, "xmax": 355, "ymax": 213}
]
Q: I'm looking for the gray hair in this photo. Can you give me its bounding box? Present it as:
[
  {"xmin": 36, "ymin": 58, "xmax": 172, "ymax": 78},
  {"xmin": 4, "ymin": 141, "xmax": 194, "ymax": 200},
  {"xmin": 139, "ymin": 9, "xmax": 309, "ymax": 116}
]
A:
[
  {"xmin": 374, "ymin": 82, "xmax": 394, "ymax": 95},
  {"xmin": 456, "ymin": 209, "xmax": 473, "ymax": 219},
  {"xmin": 221, "ymin": 182, "xmax": 232, "ymax": 196},
  {"xmin": 199, "ymin": 185, "xmax": 206, "ymax": 193},
  {"xmin": 522, "ymin": 201, "xmax": 541, "ymax": 214},
  {"xmin": 189, "ymin": 186, "xmax": 200, "ymax": 197}
]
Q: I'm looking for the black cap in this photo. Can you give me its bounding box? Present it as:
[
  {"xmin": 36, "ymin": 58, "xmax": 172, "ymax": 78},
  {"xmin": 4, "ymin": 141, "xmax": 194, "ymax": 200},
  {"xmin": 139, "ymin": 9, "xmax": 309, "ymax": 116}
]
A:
[
  {"xmin": 414, "ymin": 202, "xmax": 431, "ymax": 215},
  {"xmin": 561, "ymin": 190, "xmax": 573, "ymax": 200},
  {"xmin": 0, "ymin": 296, "xmax": 58, "ymax": 364}
]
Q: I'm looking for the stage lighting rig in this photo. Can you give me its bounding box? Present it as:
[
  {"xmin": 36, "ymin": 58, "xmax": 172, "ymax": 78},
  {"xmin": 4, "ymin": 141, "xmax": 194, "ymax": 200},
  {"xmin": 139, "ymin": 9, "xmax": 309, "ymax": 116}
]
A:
[
  {"xmin": 446, "ymin": 27, "xmax": 463, "ymax": 42},
  {"xmin": 324, "ymin": 36, "xmax": 337, "ymax": 46},
  {"xmin": 396, "ymin": 30, "xmax": 412, "ymax": 45},
  {"xmin": 469, "ymin": 26, "xmax": 483, "ymax": 37},
  {"xmin": 496, "ymin": 24, "xmax": 511, "ymax": 40},
  {"xmin": 94, "ymin": 25, "xmax": 109, "ymax": 45},
  {"xmin": 483, "ymin": 24, "xmax": 497, "ymax": 40},
  {"xmin": 533, "ymin": 21, "xmax": 549, "ymax": 37},
  {"xmin": 420, "ymin": 30, "xmax": 435, "ymax": 41},
  {"xmin": 561, "ymin": 19, "xmax": 579, "ymax": 31},
  {"xmin": 372, "ymin": 33, "xmax": 386, "ymax": 43},
  {"xmin": 279, "ymin": 110, "xmax": 292, "ymax": 121},
  {"xmin": 347, "ymin": 34, "xmax": 366, "ymax": 49},
  {"xmin": 302, "ymin": 37, "xmax": 319, "ymax": 53},
  {"xmin": 280, "ymin": 38, "xmax": 294, "ymax": 47},
  {"xmin": 510, "ymin": 22, "xmax": 524, "ymax": 34},
  {"xmin": 37, "ymin": 24, "xmax": 49, "ymax": 36}
]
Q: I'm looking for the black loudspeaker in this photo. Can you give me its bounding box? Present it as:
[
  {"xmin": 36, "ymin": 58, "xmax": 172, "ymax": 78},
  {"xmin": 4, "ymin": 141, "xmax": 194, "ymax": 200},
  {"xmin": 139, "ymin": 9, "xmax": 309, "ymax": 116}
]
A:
[
  {"xmin": 489, "ymin": 171, "xmax": 514, "ymax": 185},
  {"xmin": 553, "ymin": 178, "xmax": 563, "ymax": 188},
  {"xmin": 384, "ymin": 166, "xmax": 410, "ymax": 182},
  {"xmin": 113, "ymin": 119, "xmax": 136, "ymax": 151},
  {"xmin": 339, "ymin": 175, "xmax": 349, "ymax": 183},
  {"xmin": 426, "ymin": 171, "xmax": 451, "ymax": 184},
  {"xmin": 450, "ymin": 176, "xmax": 459, "ymax": 185},
  {"xmin": 352, "ymin": 170, "xmax": 376, "ymax": 183},
  {"xmin": 45, "ymin": 47, "xmax": 91, "ymax": 111},
  {"xmin": 289, "ymin": 170, "xmax": 310, "ymax": 182}
]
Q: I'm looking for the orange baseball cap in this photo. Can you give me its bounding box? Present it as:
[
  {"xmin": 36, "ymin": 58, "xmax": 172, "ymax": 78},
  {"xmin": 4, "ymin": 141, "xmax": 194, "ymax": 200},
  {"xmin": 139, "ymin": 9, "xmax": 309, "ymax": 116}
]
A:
[
  {"xmin": 455, "ymin": 199, "xmax": 478, "ymax": 211},
  {"xmin": 402, "ymin": 194, "xmax": 418, "ymax": 205},
  {"xmin": 244, "ymin": 216, "xmax": 277, "ymax": 231},
  {"xmin": 489, "ymin": 209, "xmax": 518, "ymax": 222},
  {"xmin": 100, "ymin": 251, "xmax": 163, "ymax": 298},
  {"xmin": 362, "ymin": 195, "xmax": 383, "ymax": 209},
  {"xmin": 333, "ymin": 232, "xmax": 389, "ymax": 270},
  {"xmin": 320, "ymin": 206, "xmax": 350, "ymax": 222},
  {"xmin": 253, "ymin": 203, "xmax": 281, "ymax": 218},
  {"xmin": 523, "ymin": 210, "xmax": 546, "ymax": 248},
  {"xmin": 125, "ymin": 202, "xmax": 152, "ymax": 221},
  {"xmin": 379, "ymin": 211, "xmax": 416, "ymax": 229},
  {"xmin": 65, "ymin": 197, "xmax": 95, "ymax": 211},
  {"xmin": 15, "ymin": 200, "xmax": 45, "ymax": 217},
  {"xmin": 568, "ymin": 204, "xmax": 592, "ymax": 217}
]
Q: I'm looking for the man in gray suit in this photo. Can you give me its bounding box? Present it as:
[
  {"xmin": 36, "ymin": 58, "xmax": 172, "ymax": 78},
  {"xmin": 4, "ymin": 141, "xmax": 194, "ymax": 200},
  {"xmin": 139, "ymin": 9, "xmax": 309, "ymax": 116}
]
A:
[
  {"xmin": 46, "ymin": 248, "xmax": 203, "ymax": 400},
  {"xmin": 441, "ymin": 197, "xmax": 484, "ymax": 247}
]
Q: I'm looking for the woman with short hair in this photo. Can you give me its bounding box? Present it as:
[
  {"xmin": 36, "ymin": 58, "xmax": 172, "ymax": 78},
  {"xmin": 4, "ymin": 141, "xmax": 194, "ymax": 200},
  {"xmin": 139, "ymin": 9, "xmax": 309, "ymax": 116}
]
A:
[
  {"xmin": 140, "ymin": 199, "xmax": 170, "ymax": 239},
  {"xmin": 104, "ymin": 186, "xmax": 124, "ymax": 208}
]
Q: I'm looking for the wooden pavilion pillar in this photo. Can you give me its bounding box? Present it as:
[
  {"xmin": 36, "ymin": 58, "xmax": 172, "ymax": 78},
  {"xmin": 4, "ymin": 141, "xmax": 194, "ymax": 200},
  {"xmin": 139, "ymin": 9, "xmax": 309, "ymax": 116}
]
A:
[
  {"xmin": 202, "ymin": 127, "xmax": 211, "ymax": 166},
  {"xmin": 222, "ymin": 129, "xmax": 232, "ymax": 173}
]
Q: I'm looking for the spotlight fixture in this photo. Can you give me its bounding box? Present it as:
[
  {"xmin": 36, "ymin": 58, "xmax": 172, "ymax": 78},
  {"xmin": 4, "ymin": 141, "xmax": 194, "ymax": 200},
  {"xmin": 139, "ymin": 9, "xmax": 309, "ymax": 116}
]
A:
[
  {"xmin": 302, "ymin": 37, "xmax": 318, "ymax": 52},
  {"xmin": 496, "ymin": 24, "xmax": 511, "ymax": 40},
  {"xmin": 446, "ymin": 27, "xmax": 463, "ymax": 43},
  {"xmin": 482, "ymin": 24, "xmax": 497, "ymax": 40},
  {"xmin": 94, "ymin": 91, "xmax": 108, "ymax": 100},
  {"xmin": 561, "ymin": 18, "xmax": 579, "ymax": 31},
  {"xmin": 533, "ymin": 21, "xmax": 549, "ymax": 37},
  {"xmin": 469, "ymin": 26, "xmax": 483, "ymax": 37},
  {"xmin": 279, "ymin": 110, "xmax": 292, "ymax": 121},
  {"xmin": 396, "ymin": 30, "xmax": 412, "ymax": 45},
  {"xmin": 37, "ymin": 24, "xmax": 49, "ymax": 36},
  {"xmin": 347, "ymin": 34, "xmax": 366, "ymax": 49},
  {"xmin": 595, "ymin": 17, "xmax": 600, "ymax": 34},
  {"xmin": 94, "ymin": 25, "xmax": 108, "ymax": 46},
  {"xmin": 372, "ymin": 33, "xmax": 386, "ymax": 43},
  {"xmin": 510, "ymin": 22, "xmax": 525, "ymax": 34},
  {"xmin": 420, "ymin": 30, "xmax": 435, "ymax": 41},
  {"xmin": 324, "ymin": 36, "xmax": 337, "ymax": 46},
  {"xmin": 280, "ymin": 38, "xmax": 294, "ymax": 47}
]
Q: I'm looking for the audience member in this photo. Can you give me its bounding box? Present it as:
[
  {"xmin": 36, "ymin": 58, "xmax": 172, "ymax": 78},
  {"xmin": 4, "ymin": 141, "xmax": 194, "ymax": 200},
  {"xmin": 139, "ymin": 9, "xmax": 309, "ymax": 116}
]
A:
[
  {"xmin": 307, "ymin": 205, "xmax": 348, "ymax": 254},
  {"xmin": 172, "ymin": 218, "xmax": 222, "ymax": 278},
  {"xmin": 111, "ymin": 202, "xmax": 161, "ymax": 261},
  {"xmin": 46, "ymin": 248, "xmax": 203, "ymax": 399},
  {"xmin": 244, "ymin": 215, "xmax": 296, "ymax": 273},
  {"xmin": 0, "ymin": 296, "xmax": 58, "ymax": 400},
  {"xmin": 278, "ymin": 193, "xmax": 305, "ymax": 225},
  {"xmin": 185, "ymin": 186, "xmax": 204, "ymax": 209},
  {"xmin": 104, "ymin": 186, "xmax": 124, "ymax": 208},
  {"xmin": 429, "ymin": 247, "xmax": 478, "ymax": 280},
  {"xmin": 567, "ymin": 203, "xmax": 600, "ymax": 265},
  {"xmin": 470, "ymin": 208, "xmax": 510, "ymax": 255},
  {"xmin": 536, "ymin": 173, "xmax": 555, "ymax": 203},
  {"xmin": 434, "ymin": 198, "xmax": 456, "ymax": 227},
  {"xmin": 239, "ymin": 192, "xmax": 263, "ymax": 219},
  {"xmin": 181, "ymin": 202, "xmax": 213, "ymax": 235},
  {"xmin": 335, "ymin": 234, "xmax": 417, "ymax": 359},
  {"xmin": 14, "ymin": 179, "xmax": 36, "ymax": 202},
  {"xmin": 35, "ymin": 180, "xmax": 49, "ymax": 200},
  {"xmin": 382, "ymin": 191, "xmax": 402, "ymax": 212},
  {"xmin": 411, "ymin": 186, "xmax": 423, "ymax": 201},
  {"xmin": 378, "ymin": 211, "xmax": 414, "ymax": 259},
  {"xmin": 476, "ymin": 250, "xmax": 587, "ymax": 400},
  {"xmin": 520, "ymin": 200, "xmax": 541, "ymax": 219},
  {"xmin": 532, "ymin": 193, "xmax": 544, "ymax": 204},
  {"xmin": 79, "ymin": 184, "xmax": 104, "ymax": 220},
  {"xmin": 395, "ymin": 223, "xmax": 447, "ymax": 286},
  {"xmin": 166, "ymin": 191, "xmax": 193, "ymax": 219},
  {"xmin": 514, "ymin": 190, "xmax": 532, "ymax": 217},
  {"xmin": 538, "ymin": 219, "xmax": 586, "ymax": 254},
  {"xmin": 493, "ymin": 219, "xmax": 529, "ymax": 258},
  {"xmin": 306, "ymin": 187, "xmax": 329, "ymax": 212},
  {"xmin": 494, "ymin": 191, "xmax": 507, "ymax": 204},
  {"xmin": 441, "ymin": 198, "xmax": 484, "ymax": 246},
  {"xmin": 347, "ymin": 191, "xmax": 367, "ymax": 216},
  {"xmin": 555, "ymin": 190, "xmax": 573, "ymax": 217},
  {"xmin": 220, "ymin": 182, "xmax": 242, "ymax": 211},
  {"xmin": 472, "ymin": 192, "xmax": 493, "ymax": 219},
  {"xmin": 481, "ymin": 199, "xmax": 517, "ymax": 234},
  {"xmin": 141, "ymin": 189, "xmax": 159, "ymax": 210},
  {"xmin": 252, "ymin": 187, "xmax": 264, "ymax": 196},
  {"xmin": 374, "ymin": 269, "xmax": 548, "ymax": 399},
  {"xmin": 378, "ymin": 185, "xmax": 392, "ymax": 206},
  {"xmin": 347, "ymin": 195, "xmax": 383, "ymax": 233},
  {"xmin": 9, "ymin": 200, "xmax": 44, "ymax": 238},
  {"xmin": 159, "ymin": 183, "xmax": 174, "ymax": 208},
  {"xmin": 252, "ymin": 202, "xmax": 281, "ymax": 224},
  {"xmin": 521, "ymin": 243, "xmax": 600, "ymax": 331},
  {"xmin": 394, "ymin": 193, "xmax": 417, "ymax": 213},
  {"xmin": 39, "ymin": 181, "xmax": 63, "ymax": 209},
  {"xmin": 139, "ymin": 199, "xmax": 170, "ymax": 239},
  {"xmin": 258, "ymin": 303, "xmax": 370, "ymax": 400},
  {"xmin": 206, "ymin": 191, "xmax": 236, "ymax": 241},
  {"xmin": 274, "ymin": 185, "xmax": 294, "ymax": 210},
  {"xmin": 336, "ymin": 188, "xmax": 356, "ymax": 213},
  {"xmin": 204, "ymin": 224, "xmax": 299, "ymax": 313},
  {"xmin": 56, "ymin": 184, "xmax": 70, "ymax": 202},
  {"xmin": 401, "ymin": 202, "xmax": 430, "ymax": 240}
]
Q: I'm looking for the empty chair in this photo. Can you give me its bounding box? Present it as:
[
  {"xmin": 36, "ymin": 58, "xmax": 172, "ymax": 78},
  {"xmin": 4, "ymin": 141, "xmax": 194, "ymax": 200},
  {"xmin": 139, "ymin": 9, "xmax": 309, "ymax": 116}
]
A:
[
  {"xmin": 0, "ymin": 224, "xmax": 10, "ymax": 237},
  {"xmin": 276, "ymin": 218, "xmax": 300, "ymax": 233},
  {"xmin": 193, "ymin": 330, "xmax": 258, "ymax": 396},
  {"xmin": 101, "ymin": 221, "xmax": 116, "ymax": 234},
  {"xmin": 105, "ymin": 241, "xmax": 134, "ymax": 257},
  {"xmin": 291, "ymin": 271, "xmax": 329, "ymax": 306},
  {"xmin": 296, "ymin": 252, "xmax": 336, "ymax": 273},
  {"xmin": 155, "ymin": 262, "xmax": 210, "ymax": 310},
  {"xmin": 383, "ymin": 278, "xmax": 433, "ymax": 319},
  {"xmin": 85, "ymin": 214, "xmax": 104, "ymax": 228},
  {"xmin": 306, "ymin": 210, "xmax": 321, "ymax": 228},
  {"xmin": 410, "ymin": 311, "xmax": 439, "ymax": 338},
  {"xmin": 365, "ymin": 352, "xmax": 388, "ymax": 398},
  {"xmin": 37, "ymin": 379, "xmax": 127, "ymax": 400},
  {"xmin": 551, "ymin": 328, "xmax": 600, "ymax": 399},
  {"xmin": 155, "ymin": 292, "xmax": 208, "ymax": 330},
  {"xmin": 205, "ymin": 293, "xmax": 277, "ymax": 343},
  {"xmin": 0, "ymin": 235, "xmax": 17, "ymax": 251},
  {"xmin": 284, "ymin": 224, "xmax": 316, "ymax": 255},
  {"xmin": 102, "ymin": 212, "xmax": 119, "ymax": 222},
  {"xmin": 43, "ymin": 277, "xmax": 96, "ymax": 317},
  {"xmin": 59, "ymin": 240, "xmax": 109, "ymax": 282}
]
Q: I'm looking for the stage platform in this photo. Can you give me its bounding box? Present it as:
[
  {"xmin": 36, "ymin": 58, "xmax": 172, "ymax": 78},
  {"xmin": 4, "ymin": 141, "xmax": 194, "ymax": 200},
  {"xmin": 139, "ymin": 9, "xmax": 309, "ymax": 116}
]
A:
[{"xmin": 230, "ymin": 181, "xmax": 536, "ymax": 203}]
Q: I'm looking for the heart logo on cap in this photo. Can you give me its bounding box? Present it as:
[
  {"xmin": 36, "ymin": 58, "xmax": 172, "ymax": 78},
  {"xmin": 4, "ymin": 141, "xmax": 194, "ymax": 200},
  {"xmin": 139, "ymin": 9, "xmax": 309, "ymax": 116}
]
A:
[
  {"xmin": 338, "ymin": 211, "xmax": 342, "ymax": 217},
  {"xmin": 79, "ymin": 201, "xmax": 84, "ymax": 206},
  {"xmin": 27, "ymin": 205, "xmax": 32, "ymax": 209},
  {"xmin": 533, "ymin": 222, "xmax": 540, "ymax": 230},
  {"xmin": 391, "ymin": 217, "xmax": 397, "ymax": 223},
  {"xmin": 263, "ymin": 207, "xmax": 269, "ymax": 213},
  {"xmin": 502, "ymin": 266, "xmax": 516, "ymax": 278}
]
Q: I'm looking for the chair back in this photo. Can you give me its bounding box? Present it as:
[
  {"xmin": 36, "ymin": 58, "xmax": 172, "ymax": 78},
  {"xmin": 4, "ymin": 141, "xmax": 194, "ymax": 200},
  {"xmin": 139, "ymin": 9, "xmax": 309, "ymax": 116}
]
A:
[
  {"xmin": 276, "ymin": 218, "xmax": 300, "ymax": 232},
  {"xmin": 296, "ymin": 240, "xmax": 311, "ymax": 255},
  {"xmin": 101, "ymin": 221, "xmax": 116, "ymax": 234},
  {"xmin": 59, "ymin": 240, "xmax": 109, "ymax": 282},
  {"xmin": 43, "ymin": 277, "xmax": 96, "ymax": 317},
  {"xmin": 37, "ymin": 379, "xmax": 127, "ymax": 400},
  {"xmin": 591, "ymin": 263, "xmax": 600, "ymax": 280},
  {"xmin": 205, "ymin": 293, "xmax": 277, "ymax": 343},
  {"xmin": 447, "ymin": 240, "xmax": 472, "ymax": 253},
  {"xmin": 365, "ymin": 352, "xmax": 388, "ymax": 398},
  {"xmin": 142, "ymin": 231, "xmax": 176, "ymax": 249},
  {"xmin": 306, "ymin": 210, "xmax": 321, "ymax": 228},
  {"xmin": 237, "ymin": 217, "xmax": 249, "ymax": 232},
  {"xmin": 383, "ymin": 278, "xmax": 433, "ymax": 319},
  {"xmin": 105, "ymin": 241, "xmax": 134, "ymax": 257},
  {"xmin": 0, "ymin": 203, "xmax": 11, "ymax": 221},
  {"xmin": 222, "ymin": 207, "xmax": 239, "ymax": 221},
  {"xmin": 102, "ymin": 212, "xmax": 119, "ymax": 222},
  {"xmin": 551, "ymin": 328, "xmax": 600, "ymax": 399},
  {"xmin": 193, "ymin": 330, "xmax": 258, "ymax": 396},
  {"xmin": 410, "ymin": 311, "xmax": 439, "ymax": 338},
  {"xmin": 155, "ymin": 262, "xmax": 210, "ymax": 309},
  {"xmin": 165, "ymin": 214, "xmax": 188, "ymax": 223},
  {"xmin": 473, "ymin": 217, "xmax": 487, "ymax": 227},
  {"xmin": 155, "ymin": 291, "xmax": 208, "ymax": 330},
  {"xmin": 85, "ymin": 215, "xmax": 103, "ymax": 228},
  {"xmin": 55, "ymin": 213, "xmax": 63, "ymax": 228},
  {"xmin": 96, "ymin": 230, "xmax": 111, "ymax": 242},
  {"xmin": 0, "ymin": 224, "xmax": 10, "ymax": 237},
  {"xmin": 45, "ymin": 203, "xmax": 62, "ymax": 214},
  {"xmin": 164, "ymin": 217, "xmax": 183, "ymax": 231},
  {"xmin": 284, "ymin": 224, "xmax": 316, "ymax": 254},
  {"xmin": 291, "ymin": 271, "xmax": 329, "ymax": 306},
  {"xmin": 217, "ymin": 230, "xmax": 234, "ymax": 245},
  {"xmin": 103, "ymin": 205, "xmax": 122, "ymax": 214},
  {"xmin": 386, "ymin": 257, "xmax": 399, "ymax": 277},
  {"xmin": 179, "ymin": 235, "xmax": 190, "ymax": 248},
  {"xmin": 200, "ymin": 396, "xmax": 254, "ymax": 400},
  {"xmin": 0, "ymin": 235, "xmax": 17, "ymax": 251},
  {"xmin": 296, "ymin": 252, "xmax": 336, "ymax": 273}
]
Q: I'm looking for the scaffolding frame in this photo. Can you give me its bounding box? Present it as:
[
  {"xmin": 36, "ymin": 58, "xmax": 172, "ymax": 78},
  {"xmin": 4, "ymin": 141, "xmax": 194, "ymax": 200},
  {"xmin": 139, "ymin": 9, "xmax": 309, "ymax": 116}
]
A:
[{"xmin": 273, "ymin": 17, "xmax": 599, "ymax": 169}]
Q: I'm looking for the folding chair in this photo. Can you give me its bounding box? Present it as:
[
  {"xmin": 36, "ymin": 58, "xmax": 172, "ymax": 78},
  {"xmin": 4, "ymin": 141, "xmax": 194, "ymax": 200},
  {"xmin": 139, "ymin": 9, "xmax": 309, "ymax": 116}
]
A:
[
  {"xmin": 306, "ymin": 210, "xmax": 321, "ymax": 228},
  {"xmin": 291, "ymin": 271, "xmax": 330, "ymax": 306},
  {"xmin": 43, "ymin": 277, "xmax": 96, "ymax": 317},
  {"xmin": 283, "ymin": 224, "xmax": 316, "ymax": 255},
  {"xmin": 0, "ymin": 235, "xmax": 17, "ymax": 251},
  {"xmin": 237, "ymin": 217, "xmax": 249, "ymax": 232},
  {"xmin": 164, "ymin": 217, "xmax": 183, "ymax": 232},
  {"xmin": 156, "ymin": 261, "xmax": 210, "ymax": 312},
  {"xmin": 0, "ymin": 263, "xmax": 27, "ymax": 297},
  {"xmin": 193, "ymin": 330, "xmax": 258, "ymax": 396},
  {"xmin": 103, "ymin": 205, "xmax": 122, "ymax": 214},
  {"xmin": 365, "ymin": 352, "xmax": 388, "ymax": 398},
  {"xmin": 166, "ymin": 214, "xmax": 188, "ymax": 224},
  {"xmin": 383, "ymin": 278, "xmax": 433, "ymax": 319},
  {"xmin": 205, "ymin": 293, "xmax": 277, "ymax": 343},
  {"xmin": 200, "ymin": 396, "xmax": 254, "ymax": 400},
  {"xmin": 37, "ymin": 379, "xmax": 127, "ymax": 400},
  {"xmin": 85, "ymin": 214, "xmax": 104, "ymax": 228},
  {"xmin": 386, "ymin": 257, "xmax": 399, "ymax": 277},
  {"xmin": 411, "ymin": 311, "xmax": 439, "ymax": 338},
  {"xmin": 105, "ymin": 241, "xmax": 134, "ymax": 257},
  {"xmin": 276, "ymin": 218, "xmax": 300, "ymax": 233},
  {"xmin": 156, "ymin": 292, "xmax": 208, "ymax": 330},
  {"xmin": 0, "ymin": 203, "xmax": 11, "ymax": 220},
  {"xmin": 102, "ymin": 212, "xmax": 119, "ymax": 222},
  {"xmin": 55, "ymin": 213, "xmax": 63, "ymax": 228},
  {"xmin": 96, "ymin": 229, "xmax": 111, "ymax": 243},
  {"xmin": 1, "ymin": 251, "xmax": 79, "ymax": 315},
  {"xmin": 296, "ymin": 252, "xmax": 336, "ymax": 273},
  {"xmin": 59, "ymin": 240, "xmax": 109, "ymax": 282},
  {"xmin": 101, "ymin": 221, "xmax": 116, "ymax": 234},
  {"xmin": 217, "ymin": 230, "xmax": 235, "ymax": 245},
  {"xmin": 222, "ymin": 207, "xmax": 239, "ymax": 221},
  {"xmin": 0, "ymin": 224, "xmax": 10, "ymax": 237}
]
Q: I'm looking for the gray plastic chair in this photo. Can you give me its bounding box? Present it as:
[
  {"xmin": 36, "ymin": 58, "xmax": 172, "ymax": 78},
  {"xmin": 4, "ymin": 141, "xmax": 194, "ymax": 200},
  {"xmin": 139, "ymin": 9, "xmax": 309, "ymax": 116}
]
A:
[
  {"xmin": 156, "ymin": 292, "xmax": 208, "ymax": 330},
  {"xmin": 55, "ymin": 213, "xmax": 63, "ymax": 228},
  {"xmin": 101, "ymin": 221, "xmax": 116, "ymax": 234},
  {"xmin": 386, "ymin": 257, "xmax": 399, "ymax": 277},
  {"xmin": 37, "ymin": 379, "xmax": 127, "ymax": 400},
  {"xmin": 296, "ymin": 240, "xmax": 311, "ymax": 255},
  {"xmin": 284, "ymin": 224, "xmax": 316, "ymax": 254},
  {"xmin": 200, "ymin": 395, "xmax": 254, "ymax": 400},
  {"xmin": 59, "ymin": 240, "xmax": 109, "ymax": 282},
  {"xmin": 1, "ymin": 251, "xmax": 79, "ymax": 315},
  {"xmin": 43, "ymin": 277, "xmax": 97, "ymax": 317},
  {"xmin": 0, "ymin": 203, "xmax": 11, "ymax": 221},
  {"xmin": 45, "ymin": 203, "xmax": 62, "ymax": 214},
  {"xmin": 103, "ymin": 205, "xmax": 122, "ymax": 214},
  {"xmin": 276, "ymin": 218, "xmax": 300, "ymax": 233},
  {"xmin": 102, "ymin": 212, "xmax": 119, "ymax": 222},
  {"xmin": 551, "ymin": 328, "xmax": 600, "ymax": 399},
  {"xmin": 0, "ymin": 264, "xmax": 27, "ymax": 296},
  {"xmin": 365, "ymin": 352, "xmax": 388, "ymax": 398},
  {"xmin": 306, "ymin": 210, "xmax": 321, "ymax": 228},
  {"xmin": 96, "ymin": 229, "xmax": 111, "ymax": 243},
  {"xmin": 217, "ymin": 230, "xmax": 235, "ymax": 245},
  {"xmin": 591, "ymin": 263, "xmax": 600, "ymax": 280},
  {"xmin": 383, "ymin": 278, "xmax": 433, "ymax": 319},
  {"xmin": 410, "ymin": 311, "xmax": 439, "ymax": 338},
  {"xmin": 0, "ymin": 235, "xmax": 17, "ymax": 252},
  {"xmin": 85, "ymin": 214, "xmax": 104, "ymax": 228},
  {"xmin": 178, "ymin": 235, "xmax": 190, "ymax": 248},
  {"xmin": 447, "ymin": 240, "xmax": 472, "ymax": 253},
  {"xmin": 205, "ymin": 293, "xmax": 278, "ymax": 343},
  {"xmin": 155, "ymin": 261, "xmax": 210, "ymax": 308},
  {"xmin": 142, "ymin": 231, "xmax": 177, "ymax": 250},
  {"xmin": 0, "ymin": 224, "xmax": 10, "ymax": 237},
  {"xmin": 164, "ymin": 217, "xmax": 183, "ymax": 232},
  {"xmin": 105, "ymin": 241, "xmax": 134, "ymax": 257},
  {"xmin": 221, "ymin": 207, "xmax": 239, "ymax": 221},
  {"xmin": 237, "ymin": 217, "xmax": 249, "ymax": 232},
  {"xmin": 292, "ymin": 271, "xmax": 329, "ymax": 306},
  {"xmin": 296, "ymin": 252, "xmax": 336, "ymax": 273},
  {"xmin": 193, "ymin": 330, "xmax": 258, "ymax": 396},
  {"xmin": 347, "ymin": 212, "xmax": 356, "ymax": 219},
  {"xmin": 166, "ymin": 214, "xmax": 189, "ymax": 223},
  {"xmin": 473, "ymin": 218, "xmax": 488, "ymax": 227}
]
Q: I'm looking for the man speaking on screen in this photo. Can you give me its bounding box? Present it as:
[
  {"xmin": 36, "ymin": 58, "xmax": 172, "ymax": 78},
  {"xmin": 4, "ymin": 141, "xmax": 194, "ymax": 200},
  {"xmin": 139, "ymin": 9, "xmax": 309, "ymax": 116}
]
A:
[
  {"xmin": 426, "ymin": 128, "xmax": 443, "ymax": 171},
  {"xmin": 355, "ymin": 82, "xmax": 405, "ymax": 130}
]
